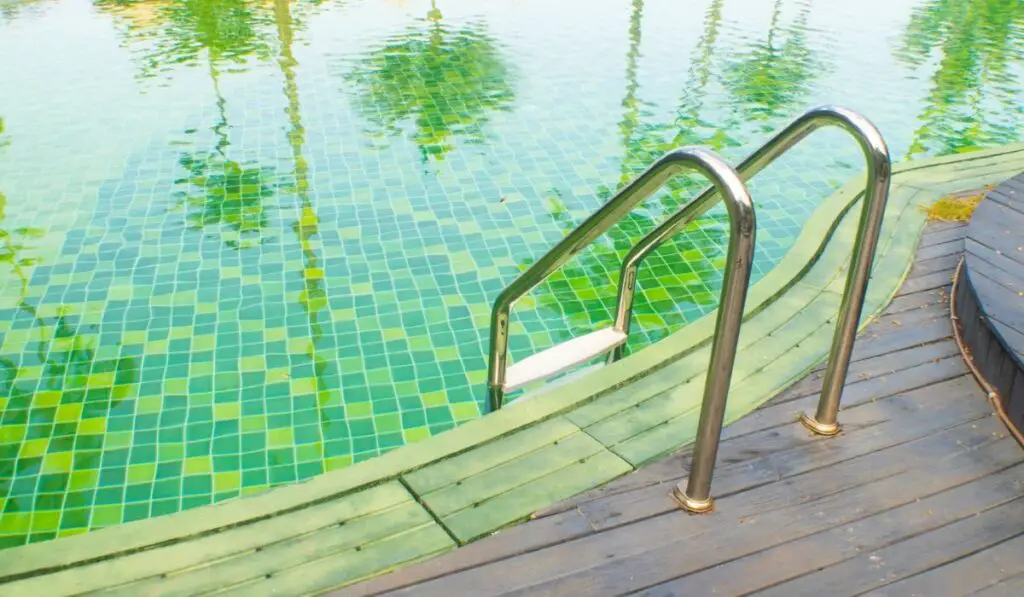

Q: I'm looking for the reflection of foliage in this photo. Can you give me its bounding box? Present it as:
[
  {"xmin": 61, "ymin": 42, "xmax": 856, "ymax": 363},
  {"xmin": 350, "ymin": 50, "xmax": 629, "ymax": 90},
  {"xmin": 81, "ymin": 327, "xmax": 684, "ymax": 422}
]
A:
[
  {"xmin": 273, "ymin": 0, "xmax": 335, "ymax": 460},
  {"xmin": 616, "ymin": 0, "xmax": 741, "ymax": 214},
  {"xmin": 531, "ymin": 192, "xmax": 726, "ymax": 343},
  {"xmin": 0, "ymin": 310, "xmax": 139, "ymax": 545},
  {"xmin": 344, "ymin": 10, "xmax": 514, "ymax": 161},
  {"xmin": 527, "ymin": 0, "xmax": 730, "ymax": 347},
  {"xmin": 0, "ymin": 117, "xmax": 138, "ymax": 543},
  {"xmin": 173, "ymin": 152, "xmax": 275, "ymax": 249},
  {"xmin": 0, "ymin": 199, "xmax": 46, "ymax": 302},
  {"xmin": 95, "ymin": 0, "xmax": 288, "ymax": 250},
  {"xmin": 723, "ymin": 0, "xmax": 820, "ymax": 131},
  {"xmin": 0, "ymin": 119, "xmax": 45, "ymax": 307},
  {"xmin": 93, "ymin": 0, "xmax": 273, "ymax": 76},
  {"xmin": 0, "ymin": 0, "xmax": 55, "ymax": 19},
  {"xmin": 897, "ymin": 0, "xmax": 1024, "ymax": 156}
]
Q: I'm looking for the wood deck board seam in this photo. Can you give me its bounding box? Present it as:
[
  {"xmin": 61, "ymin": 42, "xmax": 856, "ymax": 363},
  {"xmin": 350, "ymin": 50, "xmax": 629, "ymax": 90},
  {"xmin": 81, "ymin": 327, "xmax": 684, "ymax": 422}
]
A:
[
  {"xmin": 851, "ymin": 529, "xmax": 1024, "ymax": 597},
  {"xmin": 339, "ymin": 410, "xmax": 1007, "ymax": 596},
  {"xmin": 617, "ymin": 385, "xmax": 995, "ymax": 511},
  {"xmin": 637, "ymin": 464, "xmax": 1024, "ymax": 597},
  {"xmin": 363, "ymin": 434, "xmax": 1021, "ymax": 596},
  {"xmin": 398, "ymin": 477, "xmax": 460, "ymax": 546},
  {"xmin": 363, "ymin": 397, "xmax": 1000, "ymax": 592}
]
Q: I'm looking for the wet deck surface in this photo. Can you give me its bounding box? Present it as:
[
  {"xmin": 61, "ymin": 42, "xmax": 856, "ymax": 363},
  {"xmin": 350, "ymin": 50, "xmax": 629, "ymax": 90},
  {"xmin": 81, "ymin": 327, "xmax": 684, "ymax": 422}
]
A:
[{"xmin": 341, "ymin": 221, "xmax": 1024, "ymax": 597}]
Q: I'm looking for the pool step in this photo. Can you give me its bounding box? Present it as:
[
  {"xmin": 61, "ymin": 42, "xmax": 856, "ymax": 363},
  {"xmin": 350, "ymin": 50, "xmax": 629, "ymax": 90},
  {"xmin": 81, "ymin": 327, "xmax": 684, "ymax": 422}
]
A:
[{"xmin": 504, "ymin": 327, "xmax": 627, "ymax": 392}]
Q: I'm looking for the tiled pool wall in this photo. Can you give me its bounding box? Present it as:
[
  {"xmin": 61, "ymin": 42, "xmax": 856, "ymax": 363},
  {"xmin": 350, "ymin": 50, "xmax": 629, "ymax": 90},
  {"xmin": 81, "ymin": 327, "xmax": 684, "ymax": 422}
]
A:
[{"xmin": 0, "ymin": 0, "xmax": 1022, "ymax": 546}]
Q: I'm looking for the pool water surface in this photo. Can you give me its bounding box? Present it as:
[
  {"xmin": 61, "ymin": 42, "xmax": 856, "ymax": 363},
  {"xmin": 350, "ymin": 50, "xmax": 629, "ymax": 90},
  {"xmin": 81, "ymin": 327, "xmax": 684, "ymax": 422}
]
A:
[{"xmin": 0, "ymin": 0, "xmax": 1022, "ymax": 546}]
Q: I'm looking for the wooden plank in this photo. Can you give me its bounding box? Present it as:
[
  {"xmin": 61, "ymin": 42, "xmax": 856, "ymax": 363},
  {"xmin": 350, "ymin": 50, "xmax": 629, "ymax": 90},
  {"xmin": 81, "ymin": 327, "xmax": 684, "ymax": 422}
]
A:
[
  {"xmin": 914, "ymin": 238, "xmax": 964, "ymax": 262},
  {"xmin": 969, "ymin": 270, "xmax": 1024, "ymax": 335},
  {"xmin": 858, "ymin": 531, "xmax": 1024, "ymax": 597},
  {"xmin": 919, "ymin": 224, "xmax": 967, "ymax": 248},
  {"xmin": 989, "ymin": 318, "xmax": 1024, "ymax": 356},
  {"xmin": 542, "ymin": 334, "xmax": 960, "ymax": 514},
  {"xmin": 924, "ymin": 219, "xmax": 970, "ymax": 233},
  {"xmin": 974, "ymin": 190, "xmax": 1024, "ymax": 234},
  {"xmin": 987, "ymin": 188, "xmax": 1024, "ymax": 216},
  {"xmin": 885, "ymin": 287, "xmax": 948, "ymax": 315},
  {"xmin": 899, "ymin": 268, "xmax": 955, "ymax": 295},
  {"xmin": 805, "ymin": 184, "xmax": 922, "ymax": 295},
  {"xmin": 103, "ymin": 500, "xmax": 443, "ymax": 597},
  {"xmin": 729, "ymin": 355, "xmax": 970, "ymax": 437},
  {"xmin": 374, "ymin": 436, "xmax": 1023, "ymax": 596},
  {"xmin": 334, "ymin": 510, "xmax": 597, "ymax": 597},
  {"xmin": 641, "ymin": 464, "xmax": 1024, "ymax": 596},
  {"xmin": 0, "ymin": 482, "xmax": 428, "ymax": 596},
  {"xmin": 417, "ymin": 432, "xmax": 606, "ymax": 516},
  {"xmin": 439, "ymin": 450, "xmax": 631, "ymax": 543},
  {"xmin": 999, "ymin": 175, "xmax": 1024, "ymax": 198},
  {"xmin": 846, "ymin": 317, "xmax": 951, "ymax": 362},
  {"xmin": 770, "ymin": 339, "xmax": 961, "ymax": 406},
  {"xmin": 402, "ymin": 417, "xmax": 632, "ymax": 544},
  {"xmin": 964, "ymin": 238, "xmax": 1024, "ymax": 282},
  {"xmin": 215, "ymin": 523, "xmax": 455, "ymax": 597},
  {"xmin": 972, "ymin": 572, "xmax": 1024, "ymax": 597},
  {"xmin": 756, "ymin": 492, "xmax": 1024, "ymax": 596},
  {"xmin": 907, "ymin": 160, "xmax": 1024, "ymax": 190},
  {"xmin": 890, "ymin": 144, "xmax": 1024, "ymax": 174},
  {"xmin": 575, "ymin": 406, "xmax": 998, "ymax": 537},
  {"xmin": 967, "ymin": 253, "xmax": 1024, "ymax": 296},
  {"xmin": 580, "ymin": 293, "xmax": 839, "ymax": 447},
  {"xmin": 563, "ymin": 342, "xmax": 711, "ymax": 430},
  {"xmin": 402, "ymin": 417, "xmax": 580, "ymax": 495},
  {"xmin": 906, "ymin": 252, "xmax": 960, "ymax": 277},
  {"xmin": 859, "ymin": 298, "xmax": 947, "ymax": 330}
]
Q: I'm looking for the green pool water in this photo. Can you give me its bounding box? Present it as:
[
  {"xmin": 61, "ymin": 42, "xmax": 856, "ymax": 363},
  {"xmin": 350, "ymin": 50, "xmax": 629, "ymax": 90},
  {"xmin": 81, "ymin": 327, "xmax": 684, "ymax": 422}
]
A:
[{"xmin": 0, "ymin": 0, "xmax": 1021, "ymax": 547}]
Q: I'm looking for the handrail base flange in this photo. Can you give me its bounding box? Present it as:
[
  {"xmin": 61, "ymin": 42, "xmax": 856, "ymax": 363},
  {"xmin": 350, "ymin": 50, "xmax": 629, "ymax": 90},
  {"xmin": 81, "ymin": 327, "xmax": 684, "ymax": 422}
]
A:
[
  {"xmin": 670, "ymin": 483, "xmax": 714, "ymax": 514},
  {"xmin": 799, "ymin": 412, "xmax": 841, "ymax": 436}
]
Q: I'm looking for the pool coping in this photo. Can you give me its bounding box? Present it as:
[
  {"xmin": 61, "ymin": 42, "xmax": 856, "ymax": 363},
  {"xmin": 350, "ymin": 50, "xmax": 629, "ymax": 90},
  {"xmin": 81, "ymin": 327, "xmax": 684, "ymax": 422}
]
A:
[{"xmin": 4, "ymin": 144, "xmax": 1024, "ymax": 592}]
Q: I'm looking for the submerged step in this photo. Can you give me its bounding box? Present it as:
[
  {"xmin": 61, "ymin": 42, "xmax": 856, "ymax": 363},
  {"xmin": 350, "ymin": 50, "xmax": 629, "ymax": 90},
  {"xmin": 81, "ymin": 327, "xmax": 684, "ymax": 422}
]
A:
[{"xmin": 504, "ymin": 327, "xmax": 628, "ymax": 392}]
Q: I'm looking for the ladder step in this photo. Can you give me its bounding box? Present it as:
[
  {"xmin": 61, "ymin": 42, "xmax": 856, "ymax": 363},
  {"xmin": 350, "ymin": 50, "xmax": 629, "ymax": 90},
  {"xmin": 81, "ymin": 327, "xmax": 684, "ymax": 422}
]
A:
[{"xmin": 504, "ymin": 327, "xmax": 628, "ymax": 392}]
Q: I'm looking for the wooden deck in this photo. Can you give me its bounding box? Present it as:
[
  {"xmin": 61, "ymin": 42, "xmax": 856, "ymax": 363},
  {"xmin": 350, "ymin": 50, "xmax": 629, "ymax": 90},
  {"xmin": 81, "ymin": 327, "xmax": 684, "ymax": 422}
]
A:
[
  {"xmin": 959, "ymin": 172, "xmax": 1024, "ymax": 432},
  {"xmin": 340, "ymin": 221, "xmax": 1024, "ymax": 596}
]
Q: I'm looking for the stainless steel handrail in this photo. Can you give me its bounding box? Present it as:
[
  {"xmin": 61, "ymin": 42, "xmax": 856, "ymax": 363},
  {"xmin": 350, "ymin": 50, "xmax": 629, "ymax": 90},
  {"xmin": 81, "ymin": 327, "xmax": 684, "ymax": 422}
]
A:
[
  {"xmin": 485, "ymin": 147, "xmax": 757, "ymax": 412},
  {"xmin": 606, "ymin": 106, "xmax": 890, "ymax": 512}
]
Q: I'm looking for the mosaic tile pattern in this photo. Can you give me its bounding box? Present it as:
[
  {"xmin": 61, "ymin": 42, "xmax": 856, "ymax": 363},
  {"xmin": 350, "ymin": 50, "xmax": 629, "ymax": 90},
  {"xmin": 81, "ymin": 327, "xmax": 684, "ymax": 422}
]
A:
[{"xmin": 1, "ymin": 0, "xmax": 1023, "ymax": 546}]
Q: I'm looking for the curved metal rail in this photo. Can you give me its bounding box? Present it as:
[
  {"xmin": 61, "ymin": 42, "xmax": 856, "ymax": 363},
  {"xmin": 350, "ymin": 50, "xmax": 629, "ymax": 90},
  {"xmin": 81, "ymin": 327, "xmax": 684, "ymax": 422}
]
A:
[
  {"xmin": 608, "ymin": 106, "xmax": 889, "ymax": 512},
  {"xmin": 485, "ymin": 147, "xmax": 757, "ymax": 413}
]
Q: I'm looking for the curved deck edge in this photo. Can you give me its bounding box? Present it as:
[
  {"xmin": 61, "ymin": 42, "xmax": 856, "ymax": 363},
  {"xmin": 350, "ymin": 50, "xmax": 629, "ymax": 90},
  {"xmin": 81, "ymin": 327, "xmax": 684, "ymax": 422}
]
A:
[
  {"xmin": 3, "ymin": 145, "xmax": 1024, "ymax": 596},
  {"xmin": 955, "ymin": 173, "xmax": 1024, "ymax": 440}
]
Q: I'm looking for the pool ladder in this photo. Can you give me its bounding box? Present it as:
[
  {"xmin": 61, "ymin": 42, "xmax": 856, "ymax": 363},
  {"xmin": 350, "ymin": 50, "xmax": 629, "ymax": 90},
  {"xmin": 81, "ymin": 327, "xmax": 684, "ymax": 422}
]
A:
[{"xmin": 485, "ymin": 106, "xmax": 892, "ymax": 512}]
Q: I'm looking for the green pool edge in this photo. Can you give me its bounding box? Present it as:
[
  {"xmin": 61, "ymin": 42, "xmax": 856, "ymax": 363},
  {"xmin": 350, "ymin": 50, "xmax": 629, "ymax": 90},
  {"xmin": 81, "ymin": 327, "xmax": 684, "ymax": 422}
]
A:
[{"xmin": 4, "ymin": 144, "xmax": 1024, "ymax": 587}]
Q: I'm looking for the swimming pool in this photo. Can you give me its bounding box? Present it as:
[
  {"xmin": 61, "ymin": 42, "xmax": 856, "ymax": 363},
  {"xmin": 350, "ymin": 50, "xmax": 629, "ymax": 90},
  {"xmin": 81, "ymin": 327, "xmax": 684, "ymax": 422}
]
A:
[{"xmin": 0, "ymin": 0, "xmax": 1021, "ymax": 547}]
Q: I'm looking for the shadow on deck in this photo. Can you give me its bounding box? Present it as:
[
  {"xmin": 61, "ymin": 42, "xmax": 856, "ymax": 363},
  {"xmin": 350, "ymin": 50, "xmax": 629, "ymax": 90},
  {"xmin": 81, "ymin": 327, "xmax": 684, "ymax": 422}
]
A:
[{"xmin": 340, "ymin": 221, "xmax": 1024, "ymax": 596}]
